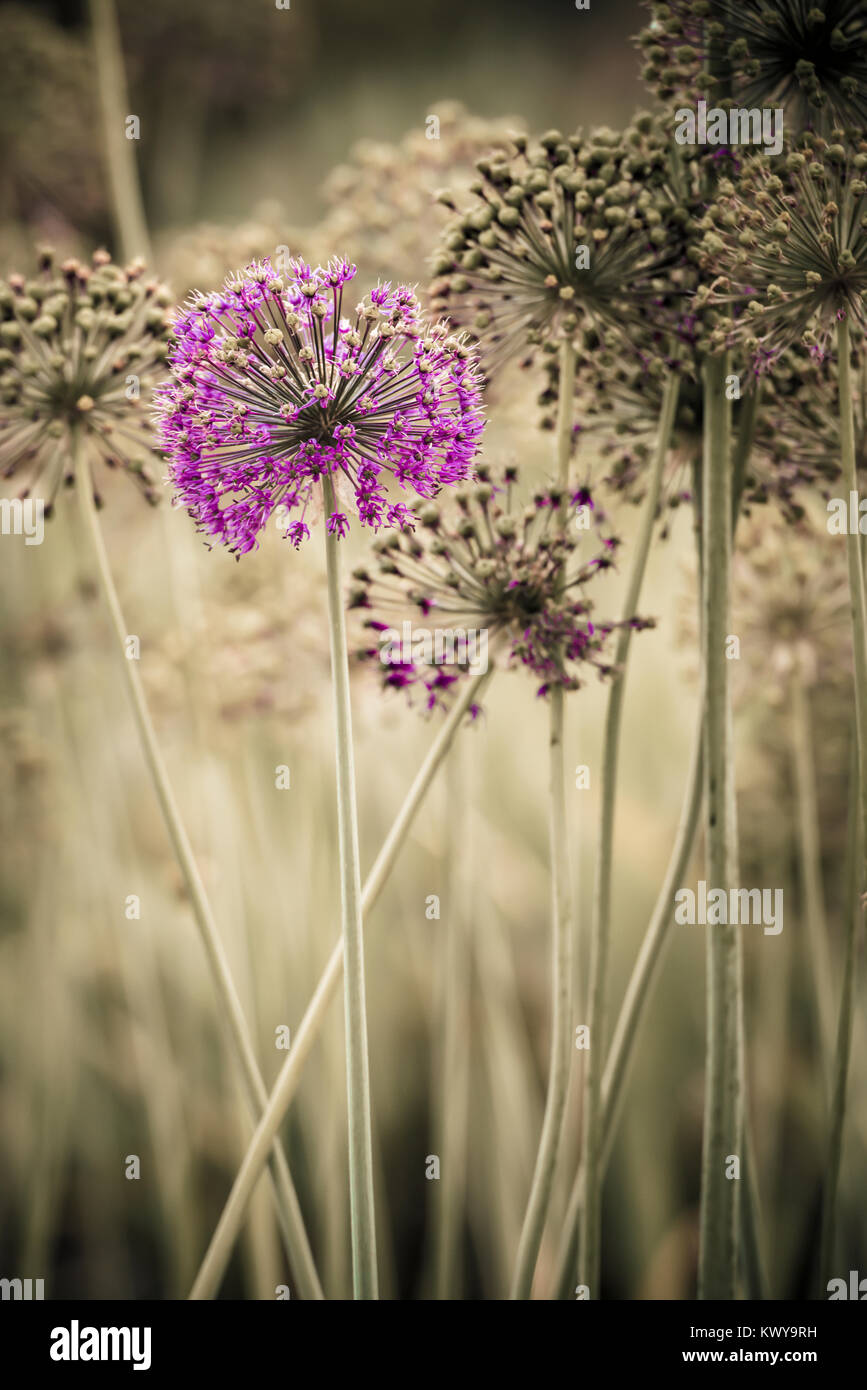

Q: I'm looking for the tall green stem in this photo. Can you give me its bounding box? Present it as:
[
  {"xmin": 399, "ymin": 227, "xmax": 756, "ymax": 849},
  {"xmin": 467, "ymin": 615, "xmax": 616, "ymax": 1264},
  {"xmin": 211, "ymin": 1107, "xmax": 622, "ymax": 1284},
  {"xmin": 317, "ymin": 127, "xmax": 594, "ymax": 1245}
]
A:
[
  {"xmin": 89, "ymin": 0, "xmax": 152, "ymax": 263},
  {"xmin": 698, "ymin": 352, "xmax": 742, "ymax": 1301},
  {"xmin": 190, "ymin": 666, "xmax": 492, "ymax": 1299},
  {"xmin": 510, "ymin": 684, "xmax": 573, "ymax": 1298},
  {"xmin": 578, "ymin": 372, "xmax": 680, "ymax": 1297},
  {"xmin": 817, "ymin": 320, "xmax": 867, "ymax": 1289},
  {"xmin": 555, "ymin": 385, "xmax": 765, "ymax": 1299},
  {"xmin": 72, "ymin": 441, "xmax": 323, "ymax": 1299},
  {"xmin": 433, "ymin": 742, "xmax": 472, "ymax": 1298},
  {"xmin": 837, "ymin": 318, "xmax": 867, "ymax": 881},
  {"xmin": 553, "ymin": 691, "xmax": 705, "ymax": 1298},
  {"xmin": 509, "ymin": 339, "xmax": 576, "ymax": 1299},
  {"xmin": 730, "ymin": 381, "xmax": 762, "ymax": 530},
  {"xmin": 790, "ymin": 660, "xmax": 834, "ymax": 1086},
  {"xmin": 322, "ymin": 474, "xmax": 378, "ymax": 1301},
  {"xmin": 818, "ymin": 729, "xmax": 862, "ymax": 1293}
]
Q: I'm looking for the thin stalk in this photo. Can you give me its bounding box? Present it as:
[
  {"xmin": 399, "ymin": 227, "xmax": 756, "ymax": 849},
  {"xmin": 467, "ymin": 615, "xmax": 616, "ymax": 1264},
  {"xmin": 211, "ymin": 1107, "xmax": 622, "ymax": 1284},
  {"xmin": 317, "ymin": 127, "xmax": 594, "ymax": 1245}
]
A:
[
  {"xmin": 790, "ymin": 661, "xmax": 834, "ymax": 1086},
  {"xmin": 818, "ymin": 728, "xmax": 862, "ymax": 1293},
  {"xmin": 553, "ymin": 692, "xmax": 704, "ymax": 1298},
  {"xmin": 189, "ymin": 665, "xmax": 493, "ymax": 1299},
  {"xmin": 322, "ymin": 472, "xmax": 378, "ymax": 1301},
  {"xmin": 578, "ymin": 372, "xmax": 680, "ymax": 1297},
  {"xmin": 554, "ymin": 388, "xmax": 764, "ymax": 1300},
  {"xmin": 740, "ymin": 1115, "xmax": 770, "ymax": 1300},
  {"xmin": 836, "ymin": 317, "xmax": 867, "ymax": 882},
  {"xmin": 816, "ymin": 320, "xmax": 867, "ymax": 1292},
  {"xmin": 732, "ymin": 391, "xmax": 769, "ymax": 1300},
  {"xmin": 72, "ymin": 441, "xmax": 324, "ymax": 1300},
  {"xmin": 509, "ymin": 338, "xmax": 576, "ymax": 1298},
  {"xmin": 89, "ymin": 0, "xmax": 152, "ymax": 262},
  {"xmin": 554, "ymin": 338, "xmax": 577, "ymax": 516},
  {"xmin": 730, "ymin": 381, "xmax": 762, "ymax": 531},
  {"xmin": 433, "ymin": 743, "xmax": 473, "ymax": 1299},
  {"xmin": 510, "ymin": 684, "xmax": 573, "ymax": 1298},
  {"xmin": 698, "ymin": 351, "xmax": 742, "ymax": 1301},
  {"xmin": 728, "ymin": 679, "xmax": 769, "ymax": 1302}
]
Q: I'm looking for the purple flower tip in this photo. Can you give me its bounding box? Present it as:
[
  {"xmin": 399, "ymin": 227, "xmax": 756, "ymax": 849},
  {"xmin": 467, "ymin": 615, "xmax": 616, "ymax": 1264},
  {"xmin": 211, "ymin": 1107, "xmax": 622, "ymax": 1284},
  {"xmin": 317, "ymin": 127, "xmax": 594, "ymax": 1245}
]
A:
[{"xmin": 154, "ymin": 257, "xmax": 485, "ymax": 555}]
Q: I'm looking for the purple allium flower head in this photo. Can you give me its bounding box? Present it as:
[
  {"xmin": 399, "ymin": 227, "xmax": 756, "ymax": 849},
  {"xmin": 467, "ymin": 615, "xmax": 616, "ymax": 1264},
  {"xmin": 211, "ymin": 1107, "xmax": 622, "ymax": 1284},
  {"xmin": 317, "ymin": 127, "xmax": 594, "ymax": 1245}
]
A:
[
  {"xmin": 154, "ymin": 257, "xmax": 485, "ymax": 555},
  {"xmin": 350, "ymin": 465, "xmax": 646, "ymax": 712}
]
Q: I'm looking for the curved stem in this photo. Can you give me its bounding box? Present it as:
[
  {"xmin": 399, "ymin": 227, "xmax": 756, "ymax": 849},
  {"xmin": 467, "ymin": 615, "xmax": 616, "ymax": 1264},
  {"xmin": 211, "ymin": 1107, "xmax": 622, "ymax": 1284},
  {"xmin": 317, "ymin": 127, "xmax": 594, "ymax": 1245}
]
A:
[
  {"xmin": 790, "ymin": 661, "xmax": 834, "ymax": 1088},
  {"xmin": 433, "ymin": 744, "xmax": 472, "ymax": 1298},
  {"xmin": 740, "ymin": 1114, "xmax": 770, "ymax": 1300},
  {"xmin": 698, "ymin": 352, "xmax": 742, "ymax": 1301},
  {"xmin": 836, "ymin": 318, "xmax": 867, "ymax": 883},
  {"xmin": 189, "ymin": 665, "xmax": 493, "ymax": 1299},
  {"xmin": 554, "ymin": 383, "xmax": 765, "ymax": 1300},
  {"xmin": 510, "ymin": 683, "xmax": 573, "ymax": 1298},
  {"xmin": 578, "ymin": 372, "xmax": 680, "ymax": 1297},
  {"xmin": 73, "ymin": 440, "xmax": 323, "ymax": 1300},
  {"xmin": 817, "ymin": 320, "xmax": 867, "ymax": 1289},
  {"xmin": 818, "ymin": 727, "xmax": 862, "ymax": 1293},
  {"xmin": 552, "ymin": 689, "xmax": 704, "ymax": 1298},
  {"xmin": 89, "ymin": 0, "xmax": 152, "ymax": 263},
  {"xmin": 322, "ymin": 474, "xmax": 378, "ymax": 1300}
]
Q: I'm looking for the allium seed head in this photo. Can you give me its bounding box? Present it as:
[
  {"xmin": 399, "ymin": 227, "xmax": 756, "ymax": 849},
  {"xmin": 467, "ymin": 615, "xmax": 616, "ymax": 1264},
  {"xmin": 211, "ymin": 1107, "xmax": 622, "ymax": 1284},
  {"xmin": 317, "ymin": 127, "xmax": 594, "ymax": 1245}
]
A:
[
  {"xmin": 0, "ymin": 248, "xmax": 172, "ymax": 511},
  {"xmin": 699, "ymin": 134, "xmax": 867, "ymax": 365},
  {"xmin": 638, "ymin": 0, "xmax": 867, "ymax": 130},
  {"xmin": 754, "ymin": 341, "xmax": 867, "ymax": 512},
  {"xmin": 155, "ymin": 257, "xmax": 485, "ymax": 554},
  {"xmin": 428, "ymin": 124, "xmax": 689, "ymax": 374}
]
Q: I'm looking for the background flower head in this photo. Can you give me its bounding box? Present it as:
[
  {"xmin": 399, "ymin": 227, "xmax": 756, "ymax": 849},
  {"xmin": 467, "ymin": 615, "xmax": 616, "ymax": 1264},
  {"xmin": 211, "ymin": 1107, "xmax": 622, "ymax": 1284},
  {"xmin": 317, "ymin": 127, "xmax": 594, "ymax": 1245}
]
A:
[
  {"xmin": 155, "ymin": 256, "xmax": 485, "ymax": 555},
  {"xmin": 638, "ymin": 0, "xmax": 867, "ymax": 130},
  {"xmin": 319, "ymin": 101, "xmax": 525, "ymax": 285},
  {"xmin": 0, "ymin": 248, "xmax": 172, "ymax": 511},
  {"xmin": 752, "ymin": 339, "xmax": 867, "ymax": 515},
  {"xmin": 699, "ymin": 134, "xmax": 867, "ymax": 365}
]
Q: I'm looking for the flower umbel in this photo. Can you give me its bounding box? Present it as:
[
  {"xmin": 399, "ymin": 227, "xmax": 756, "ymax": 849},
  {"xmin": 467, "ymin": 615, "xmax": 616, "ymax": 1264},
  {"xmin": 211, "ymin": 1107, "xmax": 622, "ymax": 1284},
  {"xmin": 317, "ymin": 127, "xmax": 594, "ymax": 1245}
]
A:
[
  {"xmin": 699, "ymin": 134, "xmax": 867, "ymax": 365},
  {"xmin": 428, "ymin": 125, "xmax": 684, "ymax": 373},
  {"xmin": 0, "ymin": 248, "xmax": 172, "ymax": 510},
  {"xmin": 351, "ymin": 466, "xmax": 636, "ymax": 707},
  {"xmin": 155, "ymin": 257, "xmax": 485, "ymax": 554},
  {"xmin": 638, "ymin": 0, "xmax": 867, "ymax": 130}
]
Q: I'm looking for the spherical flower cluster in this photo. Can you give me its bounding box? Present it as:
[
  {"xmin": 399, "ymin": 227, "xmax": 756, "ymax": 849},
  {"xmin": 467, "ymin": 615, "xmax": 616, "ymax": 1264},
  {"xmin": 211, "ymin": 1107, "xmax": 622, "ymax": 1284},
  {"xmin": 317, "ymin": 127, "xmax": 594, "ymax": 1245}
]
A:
[
  {"xmin": 637, "ymin": 0, "xmax": 867, "ymax": 130},
  {"xmin": 350, "ymin": 465, "xmax": 640, "ymax": 709},
  {"xmin": 428, "ymin": 124, "xmax": 687, "ymax": 373},
  {"xmin": 699, "ymin": 134, "xmax": 867, "ymax": 366},
  {"xmin": 0, "ymin": 248, "xmax": 172, "ymax": 510},
  {"xmin": 754, "ymin": 342, "xmax": 867, "ymax": 512},
  {"xmin": 155, "ymin": 257, "xmax": 485, "ymax": 554}
]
